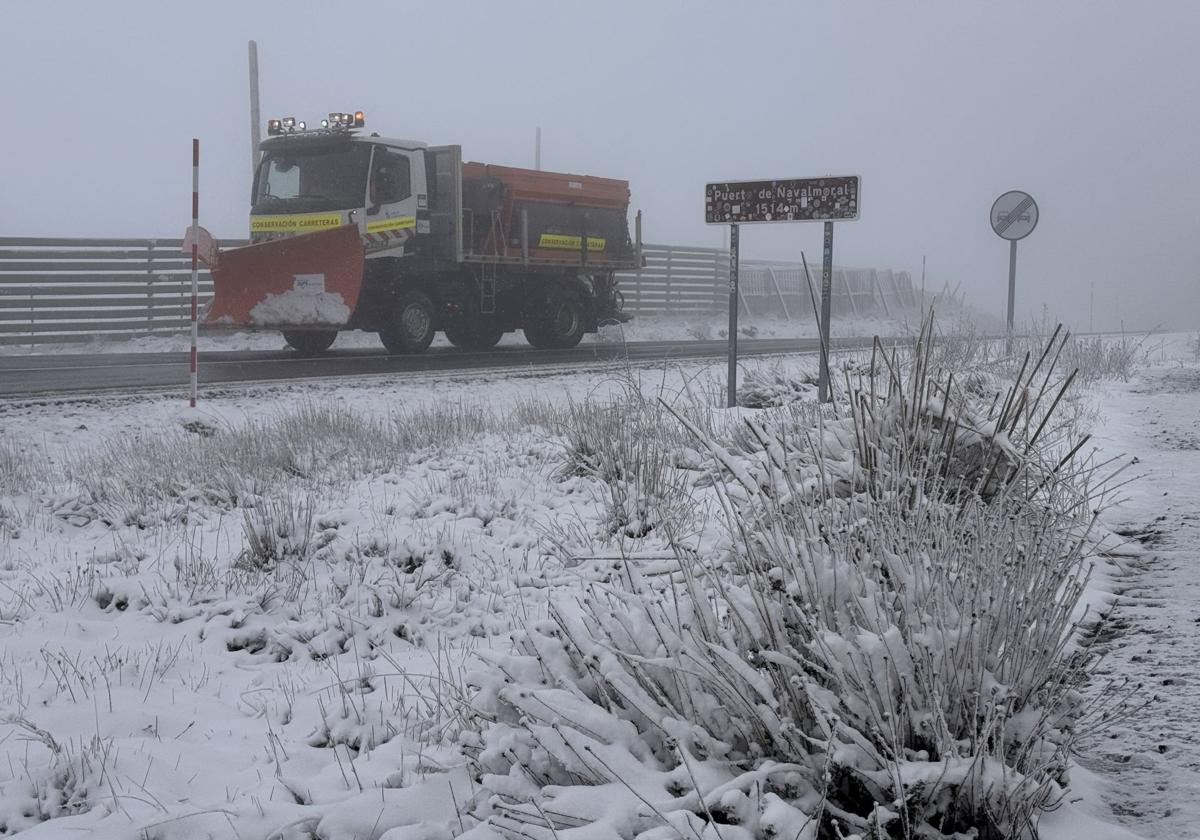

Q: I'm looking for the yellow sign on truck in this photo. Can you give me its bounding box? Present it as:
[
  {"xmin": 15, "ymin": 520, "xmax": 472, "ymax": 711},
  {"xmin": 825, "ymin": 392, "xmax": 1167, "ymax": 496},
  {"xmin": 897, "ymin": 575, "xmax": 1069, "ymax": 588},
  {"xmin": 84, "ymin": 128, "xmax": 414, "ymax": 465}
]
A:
[{"xmin": 249, "ymin": 212, "xmax": 344, "ymax": 233}]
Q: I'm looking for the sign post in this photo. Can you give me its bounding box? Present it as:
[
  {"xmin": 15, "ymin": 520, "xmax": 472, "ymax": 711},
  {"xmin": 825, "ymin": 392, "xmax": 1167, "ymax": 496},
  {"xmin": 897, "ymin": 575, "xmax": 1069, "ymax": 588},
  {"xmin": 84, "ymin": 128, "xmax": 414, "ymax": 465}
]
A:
[
  {"xmin": 989, "ymin": 190, "xmax": 1039, "ymax": 354},
  {"xmin": 189, "ymin": 138, "xmax": 200, "ymax": 409},
  {"xmin": 706, "ymin": 176, "xmax": 860, "ymax": 404},
  {"xmin": 248, "ymin": 41, "xmax": 261, "ymax": 190},
  {"xmin": 819, "ymin": 222, "xmax": 834, "ymax": 402},
  {"xmin": 727, "ymin": 223, "xmax": 739, "ymax": 407}
]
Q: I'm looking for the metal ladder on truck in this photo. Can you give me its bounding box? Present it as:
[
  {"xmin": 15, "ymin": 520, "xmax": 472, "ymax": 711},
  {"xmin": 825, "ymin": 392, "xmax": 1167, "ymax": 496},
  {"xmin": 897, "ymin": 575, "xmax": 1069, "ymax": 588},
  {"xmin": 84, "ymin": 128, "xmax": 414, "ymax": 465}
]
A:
[{"xmin": 479, "ymin": 264, "xmax": 496, "ymax": 315}]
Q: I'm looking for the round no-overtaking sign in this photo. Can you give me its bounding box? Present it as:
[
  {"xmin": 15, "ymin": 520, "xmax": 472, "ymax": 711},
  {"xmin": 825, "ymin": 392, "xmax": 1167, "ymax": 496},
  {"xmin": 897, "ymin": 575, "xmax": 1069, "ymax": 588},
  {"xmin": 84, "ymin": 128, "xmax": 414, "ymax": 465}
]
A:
[{"xmin": 990, "ymin": 191, "xmax": 1039, "ymax": 241}]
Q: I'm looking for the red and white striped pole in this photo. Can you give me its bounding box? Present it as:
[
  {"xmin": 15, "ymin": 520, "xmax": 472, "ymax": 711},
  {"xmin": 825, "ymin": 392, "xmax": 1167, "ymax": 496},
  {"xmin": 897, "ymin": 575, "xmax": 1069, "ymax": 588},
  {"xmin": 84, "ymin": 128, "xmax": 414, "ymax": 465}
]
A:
[{"xmin": 189, "ymin": 138, "xmax": 199, "ymax": 408}]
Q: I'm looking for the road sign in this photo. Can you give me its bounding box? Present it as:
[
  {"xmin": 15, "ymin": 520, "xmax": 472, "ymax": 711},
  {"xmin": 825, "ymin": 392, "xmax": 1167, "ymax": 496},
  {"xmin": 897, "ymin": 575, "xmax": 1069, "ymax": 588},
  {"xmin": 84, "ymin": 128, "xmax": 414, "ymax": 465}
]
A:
[
  {"xmin": 706, "ymin": 176, "xmax": 860, "ymax": 224},
  {"xmin": 706, "ymin": 175, "xmax": 860, "ymax": 405},
  {"xmin": 990, "ymin": 190, "xmax": 1039, "ymax": 241},
  {"xmin": 990, "ymin": 190, "xmax": 1039, "ymax": 352}
]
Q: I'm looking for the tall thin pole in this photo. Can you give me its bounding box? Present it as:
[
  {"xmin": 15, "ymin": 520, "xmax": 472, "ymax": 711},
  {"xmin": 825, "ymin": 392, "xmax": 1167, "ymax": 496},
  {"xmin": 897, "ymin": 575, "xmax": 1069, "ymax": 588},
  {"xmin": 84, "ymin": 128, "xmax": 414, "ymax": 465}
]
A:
[
  {"xmin": 727, "ymin": 223, "xmax": 739, "ymax": 408},
  {"xmin": 535, "ymin": 126, "xmax": 541, "ymax": 170},
  {"xmin": 190, "ymin": 139, "xmax": 200, "ymax": 409},
  {"xmin": 248, "ymin": 41, "xmax": 261, "ymax": 188},
  {"xmin": 818, "ymin": 221, "xmax": 834, "ymax": 403},
  {"xmin": 921, "ymin": 254, "xmax": 927, "ymax": 314},
  {"xmin": 1006, "ymin": 238, "xmax": 1017, "ymax": 354}
]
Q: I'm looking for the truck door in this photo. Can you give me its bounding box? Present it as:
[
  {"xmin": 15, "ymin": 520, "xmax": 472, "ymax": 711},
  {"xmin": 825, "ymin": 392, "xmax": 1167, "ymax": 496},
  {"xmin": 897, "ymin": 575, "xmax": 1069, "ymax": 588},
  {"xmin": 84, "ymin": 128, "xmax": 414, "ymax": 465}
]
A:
[{"xmin": 364, "ymin": 146, "xmax": 427, "ymax": 256}]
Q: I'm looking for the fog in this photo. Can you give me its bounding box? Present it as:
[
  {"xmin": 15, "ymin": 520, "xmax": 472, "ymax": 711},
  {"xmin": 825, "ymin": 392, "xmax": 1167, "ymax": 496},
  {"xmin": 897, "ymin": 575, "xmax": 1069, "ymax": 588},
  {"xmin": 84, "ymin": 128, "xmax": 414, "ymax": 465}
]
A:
[{"xmin": 3, "ymin": 0, "xmax": 1198, "ymax": 331}]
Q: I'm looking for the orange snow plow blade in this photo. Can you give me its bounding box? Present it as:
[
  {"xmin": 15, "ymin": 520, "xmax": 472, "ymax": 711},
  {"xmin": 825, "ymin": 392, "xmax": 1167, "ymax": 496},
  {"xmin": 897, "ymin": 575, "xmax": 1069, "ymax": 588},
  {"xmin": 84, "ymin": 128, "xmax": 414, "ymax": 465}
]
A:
[{"xmin": 205, "ymin": 226, "xmax": 364, "ymax": 329}]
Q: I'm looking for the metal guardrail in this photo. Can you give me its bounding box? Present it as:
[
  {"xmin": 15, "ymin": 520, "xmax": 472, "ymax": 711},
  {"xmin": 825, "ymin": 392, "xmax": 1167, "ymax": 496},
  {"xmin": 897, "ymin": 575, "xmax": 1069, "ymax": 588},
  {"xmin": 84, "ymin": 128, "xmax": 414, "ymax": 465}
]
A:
[
  {"xmin": 0, "ymin": 237, "xmax": 249, "ymax": 346},
  {"xmin": 616, "ymin": 243, "xmax": 915, "ymax": 316},
  {"xmin": 0, "ymin": 237, "xmax": 914, "ymax": 346}
]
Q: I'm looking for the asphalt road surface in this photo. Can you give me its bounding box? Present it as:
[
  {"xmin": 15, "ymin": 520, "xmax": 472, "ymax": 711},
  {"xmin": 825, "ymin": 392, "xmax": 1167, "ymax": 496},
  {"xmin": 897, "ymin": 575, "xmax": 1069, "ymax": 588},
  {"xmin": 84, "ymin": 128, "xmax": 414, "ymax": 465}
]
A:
[{"xmin": 0, "ymin": 337, "xmax": 892, "ymax": 398}]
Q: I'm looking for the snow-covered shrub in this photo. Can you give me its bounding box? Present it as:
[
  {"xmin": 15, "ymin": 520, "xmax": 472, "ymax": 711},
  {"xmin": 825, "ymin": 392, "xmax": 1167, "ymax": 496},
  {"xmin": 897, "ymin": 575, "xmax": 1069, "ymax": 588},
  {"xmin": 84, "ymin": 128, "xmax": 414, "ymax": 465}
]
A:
[
  {"xmin": 63, "ymin": 401, "xmax": 502, "ymax": 527},
  {"xmin": 737, "ymin": 363, "xmax": 818, "ymax": 408},
  {"xmin": 238, "ymin": 492, "xmax": 314, "ymax": 576},
  {"xmin": 924, "ymin": 319, "xmax": 994, "ymax": 375},
  {"xmin": 393, "ymin": 401, "xmax": 497, "ymax": 453},
  {"xmin": 556, "ymin": 391, "xmax": 701, "ymax": 543},
  {"xmin": 928, "ymin": 319, "xmax": 1151, "ymax": 387},
  {"xmin": 0, "ymin": 718, "xmax": 111, "ymax": 835},
  {"xmin": 697, "ymin": 346, "xmax": 1037, "ymax": 509},
  {"xmin": 459, "ymin": 319, "xmax": 1104, "ymax": 840},
  {"xmin": 507, "ymin": 393, "xmax": 569, "ymax": 432},
  {"xmin": 1055, "ymin": 334, "xmax": 1152, "ymax": 384},
  {"xmin": 0, "ymin": 436, "xmax": 39, "ymax": 496},
  {"xmin": 63, "ymin": 403, "xmax": 377, "ymax": 523}
]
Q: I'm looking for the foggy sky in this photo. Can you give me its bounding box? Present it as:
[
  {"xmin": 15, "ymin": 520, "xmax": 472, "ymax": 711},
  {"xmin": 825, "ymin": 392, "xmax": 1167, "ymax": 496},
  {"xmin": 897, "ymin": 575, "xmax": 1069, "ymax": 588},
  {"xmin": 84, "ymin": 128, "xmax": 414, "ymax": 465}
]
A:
[{"xmin": 3, "ymin": 0, "xmax": 1198, "ymax": 331}]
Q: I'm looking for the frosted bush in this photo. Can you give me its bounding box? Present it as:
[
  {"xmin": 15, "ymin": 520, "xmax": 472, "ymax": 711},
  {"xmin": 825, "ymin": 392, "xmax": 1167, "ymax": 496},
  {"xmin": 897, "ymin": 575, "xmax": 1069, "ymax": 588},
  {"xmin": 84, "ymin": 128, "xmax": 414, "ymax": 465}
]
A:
[
  {"xmin": 737, "ymin": 363, "xmax": 817, "ymax": 408},
  {"xmin": 555, "ymin": 392, "xmax": 703, "ymax": 544},
  {"xmin": 458, "ymin": 319, "xmax": 1107, "ymax": 840},
  {"xmin": 0, "ymin": 719, "xmax": 110, "ymax": 835},
  {"xmin": 0, "ymin": 437, "xmax": 40, "ymax": 496}
]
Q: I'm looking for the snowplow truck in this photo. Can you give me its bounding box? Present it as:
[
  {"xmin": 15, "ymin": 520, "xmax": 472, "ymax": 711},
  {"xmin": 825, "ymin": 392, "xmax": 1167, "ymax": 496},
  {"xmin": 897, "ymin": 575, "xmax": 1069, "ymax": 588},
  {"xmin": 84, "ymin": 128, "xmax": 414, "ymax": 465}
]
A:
[{"xmin": 202, "ymin": 112, "xmax": 640, "ymax": 355}]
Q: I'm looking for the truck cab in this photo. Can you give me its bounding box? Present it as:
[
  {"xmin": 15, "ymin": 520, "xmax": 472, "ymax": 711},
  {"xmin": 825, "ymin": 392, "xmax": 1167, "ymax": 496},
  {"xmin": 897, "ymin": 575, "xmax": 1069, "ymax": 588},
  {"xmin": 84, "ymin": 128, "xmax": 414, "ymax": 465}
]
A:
[{"xmin": 251, "ymin": 125, "xmax": 430, "ymax": 261}]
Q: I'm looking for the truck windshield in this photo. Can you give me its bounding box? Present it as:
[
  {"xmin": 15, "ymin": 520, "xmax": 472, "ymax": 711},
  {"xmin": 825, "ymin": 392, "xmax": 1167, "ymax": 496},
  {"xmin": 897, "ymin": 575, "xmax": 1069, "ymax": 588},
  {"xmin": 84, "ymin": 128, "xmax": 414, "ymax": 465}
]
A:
[{"xmin": 255, "ymin": 144, "xmax": 371, "ymax": 209}]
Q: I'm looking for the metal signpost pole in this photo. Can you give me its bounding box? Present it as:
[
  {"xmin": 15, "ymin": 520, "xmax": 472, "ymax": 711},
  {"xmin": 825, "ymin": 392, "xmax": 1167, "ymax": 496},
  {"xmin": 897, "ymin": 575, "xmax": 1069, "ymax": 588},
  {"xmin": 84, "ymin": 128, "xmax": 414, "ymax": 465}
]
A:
[
  {"xmin": 989, "ymin": 190, "xmax": 1038, "ymax": 357},
  {"xmin": 727, "ymin": 223, "xmax": 739, "ymax": 408},
  {"xmin": 1006, "ymin": 239, "xmax": 1017, "ymax": 354},
  {"xmin": 248, "ymin": 41, "xmax": 261, "ymax": 189},
  {"xmin": 921, "ymin": 254, "xmax": 927, "ymax": 314},
  {"xmin": 189, "ymin": 139, "xmax": 200, "ymax": 410},
  {"xmin": 818, "ymin": 221, "xmax": 834, "ymax": 403}
]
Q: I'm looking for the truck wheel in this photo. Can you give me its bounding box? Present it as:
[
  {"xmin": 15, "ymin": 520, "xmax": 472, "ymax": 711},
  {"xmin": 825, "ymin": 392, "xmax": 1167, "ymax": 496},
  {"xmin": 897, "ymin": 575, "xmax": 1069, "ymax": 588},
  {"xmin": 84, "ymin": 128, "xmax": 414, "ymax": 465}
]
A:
[
  {"xmin": 379, "ymin": 291, "xmax": 436, "ymax": 354},
  {"xmin": 282, "ymin": 330, "xmax": 337, "ymax": 356},
  {"xmin": 444, "ymin": 318, "xmax": 504, "ymax": 351},
  {"xmin": 524, "ymin": 286, "xmax": 586, "ymax": 349}
]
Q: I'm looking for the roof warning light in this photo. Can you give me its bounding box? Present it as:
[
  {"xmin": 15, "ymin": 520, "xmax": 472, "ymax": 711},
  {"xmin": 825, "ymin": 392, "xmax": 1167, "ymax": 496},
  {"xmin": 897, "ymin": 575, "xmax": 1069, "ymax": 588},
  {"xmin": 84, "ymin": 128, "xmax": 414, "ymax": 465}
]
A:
[{"xmin": 267, "ymin": 111, "xmax": 363, "ymax": 135}]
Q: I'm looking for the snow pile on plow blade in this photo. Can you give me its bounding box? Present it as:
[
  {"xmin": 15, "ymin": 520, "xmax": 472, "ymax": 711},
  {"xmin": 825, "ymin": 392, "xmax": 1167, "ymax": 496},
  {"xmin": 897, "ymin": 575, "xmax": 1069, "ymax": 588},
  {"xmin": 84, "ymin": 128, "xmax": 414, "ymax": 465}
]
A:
[{"xmin": 205, "ymin": 226, "xmax": 364, "ymax": 329}]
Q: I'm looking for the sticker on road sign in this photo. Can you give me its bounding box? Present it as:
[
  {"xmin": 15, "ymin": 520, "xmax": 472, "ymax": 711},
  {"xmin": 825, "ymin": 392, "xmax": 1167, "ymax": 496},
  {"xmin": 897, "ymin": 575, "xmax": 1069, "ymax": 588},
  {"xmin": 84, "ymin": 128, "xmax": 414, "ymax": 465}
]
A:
[
  {"xmin": 293, "ymin": 274, "xmax": 325, "ymax": 294},
  {"xmin": 990, "ymin": 191, "xmax": 1039, "ymax": 241}
]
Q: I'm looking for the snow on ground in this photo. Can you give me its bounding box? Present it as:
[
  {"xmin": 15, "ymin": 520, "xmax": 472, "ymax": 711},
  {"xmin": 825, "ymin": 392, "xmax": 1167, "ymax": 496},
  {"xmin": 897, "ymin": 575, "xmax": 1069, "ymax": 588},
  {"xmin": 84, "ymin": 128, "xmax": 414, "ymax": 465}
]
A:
[
  {"xmin": 0, "ymin": 355, "xmax": 787, "ymax": 838},
  {"xmin": 1073, "ymin": 352, "xmax": 1200, "ymax": 837},
  {"xmin": 0, "ymin": 334, "xmax": 1193, "ymax": 839}
]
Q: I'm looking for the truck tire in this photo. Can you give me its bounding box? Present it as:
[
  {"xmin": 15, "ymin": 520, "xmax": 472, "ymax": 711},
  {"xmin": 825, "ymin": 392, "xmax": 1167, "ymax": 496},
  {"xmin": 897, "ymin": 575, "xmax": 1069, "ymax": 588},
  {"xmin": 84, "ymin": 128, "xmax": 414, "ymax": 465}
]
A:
[
  {"xmin": 282, "ymin": 330, "xmax": 337, "ymax": 356},
  {"xmin": 524, "ymin": 286, "xmax": 586, "ymax": 349},
  {"xmin": 444, "ymin": 317, "xmax": 504, "ymax": 351},
  {"xmin": 379, "ymin": 291, "xmax": 436, "ymax": 355}
]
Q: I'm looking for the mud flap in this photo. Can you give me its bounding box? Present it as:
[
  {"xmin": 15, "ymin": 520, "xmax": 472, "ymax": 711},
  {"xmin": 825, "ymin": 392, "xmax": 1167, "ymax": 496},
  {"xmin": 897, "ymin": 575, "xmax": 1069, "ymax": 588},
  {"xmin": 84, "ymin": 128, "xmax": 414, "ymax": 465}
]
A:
[{"xmin": 205, "ymin": 226, "xmax": 364, "ymax": 329}]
